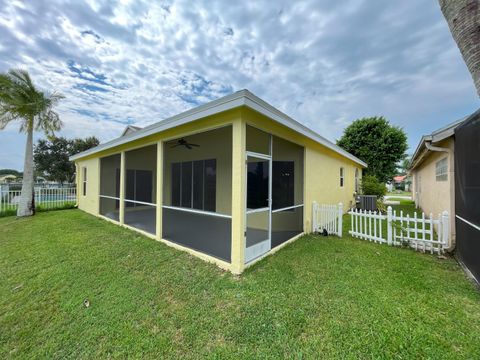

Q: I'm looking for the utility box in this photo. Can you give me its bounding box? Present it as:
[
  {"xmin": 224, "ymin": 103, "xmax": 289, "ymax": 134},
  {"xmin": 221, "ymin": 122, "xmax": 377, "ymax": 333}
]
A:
[{"xmin": 356, "ymin": 195, "xmax": 377, "ymax": 211}]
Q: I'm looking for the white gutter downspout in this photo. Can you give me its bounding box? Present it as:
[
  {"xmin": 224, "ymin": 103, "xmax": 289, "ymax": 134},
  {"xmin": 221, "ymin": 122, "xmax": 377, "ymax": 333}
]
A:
[
  {"xmin": 424, "ymin": 141, "xmax": 450, "ymax": 154},
  {"xmin": 425, "ymin": 140, "xmax": 455, "ymax": 251},
  {"xmin": 74, "ymin": 163, "xmax": 79, "ymax": 208}
]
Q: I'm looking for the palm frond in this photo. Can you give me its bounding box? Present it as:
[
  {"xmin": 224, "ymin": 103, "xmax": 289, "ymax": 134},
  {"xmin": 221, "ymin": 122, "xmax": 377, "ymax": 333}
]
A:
[
  {"xmin": 0, "ymin": 69, "xmax": 64, "ymax": 135},
  {"xmin": 8, "ymin": 69, "xmax": 35, "ymax": 91},
  {"xmin": 0, "ymin": 111, "xmax": 17, "ymax": 130}
]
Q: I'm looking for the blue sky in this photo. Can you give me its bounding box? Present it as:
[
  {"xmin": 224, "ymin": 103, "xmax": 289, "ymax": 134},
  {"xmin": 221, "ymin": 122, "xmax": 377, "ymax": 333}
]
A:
[{"xmin": 0, "ymin": 0, "xmax": 478, "ymax": 170}]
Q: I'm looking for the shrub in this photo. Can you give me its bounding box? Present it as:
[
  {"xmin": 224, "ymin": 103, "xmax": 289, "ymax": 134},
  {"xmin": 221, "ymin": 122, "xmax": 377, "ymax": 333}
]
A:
[{"xmin": 361, "ymin": 175, "xmax": 386, "ymax": 199}]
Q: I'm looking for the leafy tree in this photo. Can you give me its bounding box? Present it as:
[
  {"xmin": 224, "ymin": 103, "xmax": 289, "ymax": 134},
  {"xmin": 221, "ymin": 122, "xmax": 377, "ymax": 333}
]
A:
[
  {"xmin": 0, "ymin": 69, "xmax": 63, "ymax": 216},
  {"xmin": 397, "ymin": 157, "xmax": 411, "ymax": 176},
  {"xmin": 71, "ymin": 136, "xmax": 99, "ymax": 155},
  {"xmin": 337, "ymin": 116, "xmax": 408, "ymax": 183},
  {"xmin": 0, "ymin": 169, "xmax": 22, "ymax": 177},
  {"xmin": 360, "ymin": 175, "xmax": 386, "ymax": 199},
  {"xmin": 34, "ymin": 136, "xmax": 99, "ymax": 183}
]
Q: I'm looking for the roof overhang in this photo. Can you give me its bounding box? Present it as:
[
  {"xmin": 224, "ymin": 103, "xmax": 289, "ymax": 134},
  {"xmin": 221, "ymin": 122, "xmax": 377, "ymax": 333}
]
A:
[
  {"xmin": 409, "ymin": 115, "xmax": 470, "ymax": 172},
  {"xmin": 70, "ymin": 89, "xmax": 367, "ymax": 168}
]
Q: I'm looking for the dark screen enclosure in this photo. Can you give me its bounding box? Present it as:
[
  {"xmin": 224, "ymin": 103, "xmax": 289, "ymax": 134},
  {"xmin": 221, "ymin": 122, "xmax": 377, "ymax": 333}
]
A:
[{"xmin": 162, "ymin": 126, "xmax": 232, "ymax": 262}]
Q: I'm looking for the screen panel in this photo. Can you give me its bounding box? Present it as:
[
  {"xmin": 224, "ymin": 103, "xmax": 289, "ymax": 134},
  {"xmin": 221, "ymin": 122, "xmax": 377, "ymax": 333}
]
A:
[
  {"xmin": 247, "ymin": 159, "xmax": 269, "ymax": 210},
  {"xmin": 271, "ymin": 206, "xmax": 303, "ymax": 248},
  {"xmin": 100, "ymin": 197, "xmax": 120, "ymax": 221},
  {"xmin": 272, "ymin": 161, "xmax": 294, "ymax": 210},
  {"xmin": 204, "ymin": 159, "xmax": 216, "ymax": 212},
  {"xmin": 171, "ymin": 163, "xmax": 181, "ymax": 207},
  {"xmin": 125, "ymin": 204, "xmax": 156, "ymax": 235},
  {"xmin": 181, "ymin": 162, "xmax": 192, "ymax": 208},
  {"xmin": 162, "ymin": 208, "xmax": 231, "ymax": 262},
  {"xmin": 193, "ymin": 160, "xmax": 204, "ymax": 210}
]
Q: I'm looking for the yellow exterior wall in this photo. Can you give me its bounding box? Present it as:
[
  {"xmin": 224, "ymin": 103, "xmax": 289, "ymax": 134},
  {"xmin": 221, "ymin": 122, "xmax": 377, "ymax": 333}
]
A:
[
  {"xmin": 411, "ymin": 138, "xmax": 455, "ymax": 243},
  {"xmin": 74, "ymin": 106, "xmax": 364, "ymax": 274},
  {"xmin": 76, "ymin": 157, "xmax": 99, "ymax": 216},
  {"xmin": 304, "ymin": 145, "xmax": 360, "ymax": 230}
]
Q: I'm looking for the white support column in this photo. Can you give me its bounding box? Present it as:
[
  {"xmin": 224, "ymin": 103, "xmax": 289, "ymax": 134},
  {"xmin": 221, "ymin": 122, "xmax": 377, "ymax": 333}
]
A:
[
  {"xmin": 156, "ymin": 141, "xmax": 163, "ymax": 240},
  {"xmin": 312, "ymin": 201, "xmax": 317, "ymax": 233},
  {"xmin": 119, "ymin": 151, "xmax": 125, "ymax": 225},
  {"xmin": 338, "ymin": 202, "xmax": 343, "ymax": 237},
  {"xmin": 387, "ymin": 206, "xmax": 393, "ymax": 245}
]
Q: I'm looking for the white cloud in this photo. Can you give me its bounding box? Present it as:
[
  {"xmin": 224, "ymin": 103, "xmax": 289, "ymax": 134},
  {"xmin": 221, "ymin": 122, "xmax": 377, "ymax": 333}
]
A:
[{"xmin": 0, "ymin": 0, "xmax": 479, "ymax": 170}]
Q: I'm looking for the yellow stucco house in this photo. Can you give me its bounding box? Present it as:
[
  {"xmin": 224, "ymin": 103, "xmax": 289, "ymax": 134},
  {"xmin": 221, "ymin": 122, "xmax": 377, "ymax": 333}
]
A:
[{"xmin": 71, "ymin": 90, "xmax": 366, "ymax": 274}]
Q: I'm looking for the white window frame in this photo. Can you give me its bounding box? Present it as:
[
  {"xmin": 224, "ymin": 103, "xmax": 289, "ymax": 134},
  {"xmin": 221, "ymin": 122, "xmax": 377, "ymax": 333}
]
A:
[
  {"xmin": 82, "ymin": 167, "xmax": 87, "ymax": 196},
  {"xmin": 435, "ymin": 157, "xmax": 448, "ymax": 182},
  {"xmin": 340, "ymin": 167, "xmax": 344, "ymax": 188}
]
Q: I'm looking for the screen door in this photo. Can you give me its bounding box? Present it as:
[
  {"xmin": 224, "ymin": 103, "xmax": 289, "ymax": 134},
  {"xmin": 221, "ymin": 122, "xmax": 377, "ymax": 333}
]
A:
[{"xmin": 245, "ymin": 153, "xmax": 271, "ymax": 263}]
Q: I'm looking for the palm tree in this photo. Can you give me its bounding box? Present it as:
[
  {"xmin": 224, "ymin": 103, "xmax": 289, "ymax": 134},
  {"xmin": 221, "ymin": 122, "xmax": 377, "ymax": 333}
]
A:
[
  {"xmin": 0, "ymin": 69, "xmax": 64, "ymax": 217},
  {"xmin": 439, "ymin": 0, "xmax": 480, "ymax": 97}
]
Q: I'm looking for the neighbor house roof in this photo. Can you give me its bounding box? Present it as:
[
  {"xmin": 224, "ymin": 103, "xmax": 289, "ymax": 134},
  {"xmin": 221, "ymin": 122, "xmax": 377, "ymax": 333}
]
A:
[
  {"xmin": 121, "ymin": 125, "xmax": 142, "ymax": 137},
  {"xmin": 409, "ymin": 114, "xmax": 470, "ymax": 171},
  {"xmin": 70, "ymin": 89, "xmax": 367, "ymax": 167},
  {"xmin": 393, "ymin": 175, "xmax": 407, "ymax": 183}
]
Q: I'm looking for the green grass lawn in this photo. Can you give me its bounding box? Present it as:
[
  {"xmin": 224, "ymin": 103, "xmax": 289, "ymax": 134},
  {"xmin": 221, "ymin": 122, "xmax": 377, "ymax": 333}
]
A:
[
  {"xmin": 387, "ymin": 190, "xmax": 412, "ymax": 197},
  {"xmin": 1, "ymin": 210, "xmax": 479, "ymax": 359}
]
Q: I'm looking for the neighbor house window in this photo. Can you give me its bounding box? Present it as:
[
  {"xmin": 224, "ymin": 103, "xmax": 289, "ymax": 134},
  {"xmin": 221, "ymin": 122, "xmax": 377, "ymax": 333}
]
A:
[
  {"xmin": 82, "ymin": 167, "xmax": 87, "ymax": 196},
  {"xmin": 354, "ymin": 168, "xmax": 359, "ymax": 193},
  {"xmin": 171, "ymin": 159, "xmax": 216, "ymax": 212},
  {"xmin": 340, "ymin": 167, "xmax": 344, "ymax": 187},
  {"xmin": 436, "ymin": 157, "xmax": 448, "ymax": 181}
]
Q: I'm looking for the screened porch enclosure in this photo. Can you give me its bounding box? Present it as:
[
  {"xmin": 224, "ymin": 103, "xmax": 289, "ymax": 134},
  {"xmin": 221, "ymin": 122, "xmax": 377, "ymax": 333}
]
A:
[
  {"xmin": 96, "ymin": 123, "xmax": 304, "ymax": 268},
  {"xmin": 162, "ymin": 126, "xmax": 233, "ymax": 262}
]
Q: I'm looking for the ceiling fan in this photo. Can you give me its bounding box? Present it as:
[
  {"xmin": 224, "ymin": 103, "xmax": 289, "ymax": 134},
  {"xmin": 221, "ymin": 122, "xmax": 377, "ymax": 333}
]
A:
[{"xmin": 170, "ymin": 138, "xmax": 200, "ymax": 150}]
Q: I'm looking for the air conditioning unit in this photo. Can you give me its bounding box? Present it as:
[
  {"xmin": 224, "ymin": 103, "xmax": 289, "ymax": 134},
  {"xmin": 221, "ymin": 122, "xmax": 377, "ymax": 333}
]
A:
[{"xmin": 356, "ymin": 195, "xmax": 377, "ymax": 211}]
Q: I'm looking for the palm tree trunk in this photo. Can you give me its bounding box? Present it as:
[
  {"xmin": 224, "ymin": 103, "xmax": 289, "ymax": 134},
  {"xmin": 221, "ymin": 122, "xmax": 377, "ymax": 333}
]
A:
[
  {"xmin": 17, "ymin": 124, "xmax": 34, "ymax": 217},
  {"xmin": 439, "ymin": 0, "xmax": 480, "ymax": 97}
]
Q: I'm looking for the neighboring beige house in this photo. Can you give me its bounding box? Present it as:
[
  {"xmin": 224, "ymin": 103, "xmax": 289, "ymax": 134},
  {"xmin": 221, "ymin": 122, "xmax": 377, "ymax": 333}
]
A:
[
  {"xmin": 409, "ymin": 118, "xmax": 466, "ymax": 248},
  {"xmin": 0, "ymin": 174, "xmax": 19, "ymax": 184}
]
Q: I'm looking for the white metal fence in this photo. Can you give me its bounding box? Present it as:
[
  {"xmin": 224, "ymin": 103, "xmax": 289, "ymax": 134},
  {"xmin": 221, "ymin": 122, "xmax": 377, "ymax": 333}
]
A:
[
  {"xmin": 312, "ymin": 202, "xmax": 343, "ymax": 236},
  {"xmin": 0, "ymin": 187, "xmax": 76, "ymax": 214},
  {"xmin": 349, "ymin": 206, "xmax": 449, "ymax": 254}
]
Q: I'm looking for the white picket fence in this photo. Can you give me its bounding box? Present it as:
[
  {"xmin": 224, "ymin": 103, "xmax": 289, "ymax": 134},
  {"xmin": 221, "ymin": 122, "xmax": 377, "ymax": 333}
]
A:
[
  {"xmin": 0, "ymin": 187, "xmax": 76, "ymax": 214},
  {"xmin": 312, "ymin": 202, "xmax": 343, "ymax": 236},
  {"xmin": 349, "ymin": 206, "xmax": 450, "ymax": 254}
]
